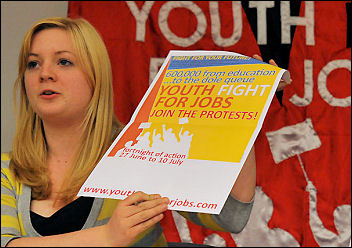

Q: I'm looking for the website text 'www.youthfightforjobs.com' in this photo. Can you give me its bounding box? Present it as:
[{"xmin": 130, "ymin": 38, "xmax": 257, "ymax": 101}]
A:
[{"xmin": 83, "ymin": 187, "xmax": 218, "ymax": 210}]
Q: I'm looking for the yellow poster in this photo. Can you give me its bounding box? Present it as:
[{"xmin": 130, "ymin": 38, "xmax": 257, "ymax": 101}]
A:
[{"xmin": 79, "ymin": 51, "xmax": 290, "ymax": 214}]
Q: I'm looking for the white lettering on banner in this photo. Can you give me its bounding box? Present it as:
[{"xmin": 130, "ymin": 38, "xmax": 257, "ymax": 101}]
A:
[
  {"xmin": 307, "ymin": 182, "xmax": 351, "ymax": 246},
  {"xmin": 159, "ymin": 1, "xmax": 207, "ymax": 47},
  {"xmin": 290, "ymin": 59, "xmax": 351, "ymax": 107},
  {"xmin": 248, "ymin": 1, "xmax": 274, "ymax": 45},
  {"xmin": 125, "ymin": 1, "xmax": 154, "ymax": 42},
  {"xmin": 126, "ymin": 1, "xmax": 312, "ymax": 46},
  {"xmin": 149, "ymin": 57, "xmax": 165, "ymax": 84},
  {"xmin": 290, "ymin": 60, "xmax": 313, "ymax": 106},
  {"xmin": 318, "ymin": 59, "xmax": 351, "ymax": 107},
  {"xmin": 209, "ymin": 1, "xmax": 242, "ymax": 47},
  {"xmin": 281, "ymin": 1, "xmax": 315, "ymax": 46}
]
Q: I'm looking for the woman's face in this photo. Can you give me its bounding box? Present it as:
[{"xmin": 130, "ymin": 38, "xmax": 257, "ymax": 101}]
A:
[{"xmin": 24, "ymin": 28, "xmax": 92, "ymax": 125}]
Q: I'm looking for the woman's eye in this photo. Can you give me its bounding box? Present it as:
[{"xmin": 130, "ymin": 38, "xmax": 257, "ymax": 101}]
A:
[
  {"xmin": 59, "ymin": 59, "xmax": 73, "ymax": 66},
  {"xmin": 27, "ymin": 61, "xmax": 38, "ymax": 69}
]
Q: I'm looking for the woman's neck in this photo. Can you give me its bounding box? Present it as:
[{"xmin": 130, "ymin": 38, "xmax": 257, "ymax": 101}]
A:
[
  {"xmin": 41, "ymin": 120, "xmax": 86, "ymax": 203},
  {"xmin": 43, "ymin": 120, "xmax": 85, "ymax": 162}
]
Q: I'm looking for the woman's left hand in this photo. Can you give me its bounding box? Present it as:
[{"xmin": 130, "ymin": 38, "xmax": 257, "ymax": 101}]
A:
[{"xmin": 253, "ymin": 54, "xmax": 292, "ymax": 91}]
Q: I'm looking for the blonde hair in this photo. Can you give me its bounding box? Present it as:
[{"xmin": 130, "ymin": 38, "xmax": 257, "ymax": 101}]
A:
[{"xmin": 10, "ymin": 17, "xmax": 122, "ymax": 202}]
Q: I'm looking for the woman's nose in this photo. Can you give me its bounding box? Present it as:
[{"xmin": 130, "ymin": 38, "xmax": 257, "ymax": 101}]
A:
[{"xmin": 40, "ymin": 63, "xmax": 56, "ymax": 82}]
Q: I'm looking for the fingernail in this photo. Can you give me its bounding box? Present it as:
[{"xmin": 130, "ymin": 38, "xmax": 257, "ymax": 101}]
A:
[{"xmin": 153, "ymin": 194, "xmax": 161, "ymax": 199}]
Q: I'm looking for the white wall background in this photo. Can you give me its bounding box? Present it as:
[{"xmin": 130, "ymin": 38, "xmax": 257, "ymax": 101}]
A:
[{"xmin": 1, "ymin": 1, "xmax": 68, "ymax": 153}]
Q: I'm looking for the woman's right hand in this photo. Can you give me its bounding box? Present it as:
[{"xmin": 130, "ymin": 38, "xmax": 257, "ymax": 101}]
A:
[{"xmin": 104, "ymin": 191, "xmax": 169, "ymax": 246}]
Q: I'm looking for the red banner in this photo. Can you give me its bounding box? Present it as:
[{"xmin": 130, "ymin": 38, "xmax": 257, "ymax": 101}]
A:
[{"xmin": 68, "ymin": 1, "xmax": 351, "ymax": 246}]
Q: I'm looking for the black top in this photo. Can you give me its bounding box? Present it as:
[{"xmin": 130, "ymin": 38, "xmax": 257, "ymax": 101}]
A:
[
  {"xmin": 29, "ymin": 197, "xmax": 213, "ymax": 247},
  {"xmin": 30, "ymin": 197, "xmax": 94, "ymax": 236}
]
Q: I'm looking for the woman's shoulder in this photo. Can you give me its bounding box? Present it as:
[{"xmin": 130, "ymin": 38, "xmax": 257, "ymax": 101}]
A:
[
  {"xmin": 1, "ymin": 153, "xmax": 11, "ymax": 171},
  {"xmin": 1, "ymin": 153, "xmax": 22, "ymax": 193}
]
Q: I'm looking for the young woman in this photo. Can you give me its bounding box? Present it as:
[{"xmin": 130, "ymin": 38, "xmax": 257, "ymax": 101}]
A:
[{"xmin": 1, "ymin": 17, "xmax": 264, "ymax": 247}]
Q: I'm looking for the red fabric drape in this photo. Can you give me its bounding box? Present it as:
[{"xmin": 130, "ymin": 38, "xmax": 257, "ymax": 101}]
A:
[{"xmin": 68, "ymin": 1, "xmax": 351, "ymax": 246}]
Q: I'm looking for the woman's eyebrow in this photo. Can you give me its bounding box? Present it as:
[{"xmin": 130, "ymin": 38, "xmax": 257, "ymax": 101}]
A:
[{"xmin": 28, "ymin": 53, "xmax": 39, "ymax": 57}]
